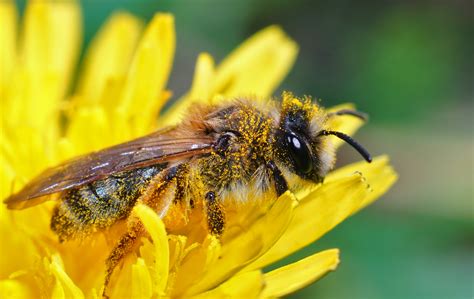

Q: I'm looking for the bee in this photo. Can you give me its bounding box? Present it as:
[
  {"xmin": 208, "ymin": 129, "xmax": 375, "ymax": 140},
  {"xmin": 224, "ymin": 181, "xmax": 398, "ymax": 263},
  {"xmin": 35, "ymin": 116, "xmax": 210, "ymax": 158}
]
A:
[{"xmin": 4, "ymin": 93, "xmax": 372, "ymax": 295}]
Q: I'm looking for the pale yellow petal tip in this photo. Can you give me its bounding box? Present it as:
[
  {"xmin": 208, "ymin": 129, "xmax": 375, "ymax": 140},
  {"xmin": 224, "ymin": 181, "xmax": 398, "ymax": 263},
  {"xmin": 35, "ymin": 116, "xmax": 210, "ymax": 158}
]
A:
[
  {"xmin": 373, "ymin": 154, "xmax": 389, "ymax": 163},
  {"xmin": 158, "ymin": 51, "xmax": 216, "ymax": 127},
  {"xmin": 327, "ymin": 248, "xmax": 341, "ymax": 270},
  {"xmin": 209, "ymin": 23, "xmax": 298, "ymax": 98},
  {"xmin": 284, "ymin": 38, "xmax": 299, "ymax": 57},
  {"xmin": 151, "ymin": 12, "xmax": 175, "ymax": 24},
  {"xmin": 378, "ymin": 154, "xmax": 399, "ymax": 174},
  {"xmin": 263, "ymin": 24, "xmax": 299, "ymax": 50},
  {"xmin": 102, "ymin": 10, "xmax": 145, "ymax": 33},
  {"xmin": 109, "ymin": 10, "xmax": 143, "ymax": 23},
  {"xmin": 257, "ymin": 24, "xmax": 299, "ymax": 55},
  {"xmin": 261, "ymin": 249, "xmax": 340, "ymax": 298},
  {"xmin": 332, "ymin": 154, "xmax": 398, "ymax": 211},
  {"xmin": 189, "ymin": 52, "xmax": 216, "ymax": 99},
  {"xmin": 199, "ymin": 52, "xmax": 214, "ymax": 60},
  {"xmin": 369, "ymin": 155, "xmax": 399, "ymax": 185},
  {"xmin": 75, "ymin": 10, "xmax": 143, "ymax": 103},
  {"xmin": 117, "ymin": 10, "xmax": 176, "ymax": 132},
  {"xmin": 260, "ymin": 24, "xmax": 293, "ymax": 40}
]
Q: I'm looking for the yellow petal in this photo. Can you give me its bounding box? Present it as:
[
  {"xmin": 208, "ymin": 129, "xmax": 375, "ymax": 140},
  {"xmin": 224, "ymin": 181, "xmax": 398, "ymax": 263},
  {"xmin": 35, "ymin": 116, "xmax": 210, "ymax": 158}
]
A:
[
  {"xmin": 20, "ymin": 0, "xmax": 81, "ymax": 100},
  {"xmin": 327, "ymin": 155, "xmax": 398, "ymax": 211},
  {"xmin": 2, "ymin": 121, "xmax": 57, "ymax": 181},
  {"xmin": 76, "ymin": 12, "xmax": 143, "ymax": 104},
  {"xmin": 118, "ymin": 13, "xmax": 175, "ymax": 135},
  {"xmin": 108, "ymin": 254, "xmax": 137, "ymax": 299},
  {"xmin": 188, "ymin": 53, "xmax": 216, "ymax": 102},
  {"xmin": 246, "ymin": 166, "xmax": 378, "ymax": 270},
  {"xmin": 186, "ymin": 192, "xmax": 297, "ymax": 296},
  {"xmin": 262, "ymin": 249, "xmax": 340, "ymax": 297},
  {"xmin": 160, "ymin": 26, "xmax": 297, "ymax": 128},
  {"xmin": 3, "ymin": 0, "xmax": 81, "ymax": 148},
  {"xmin": 170, "ymin": 235, "xmax": 221, "ymax": 297},
  {"xmin": 65, "ymin": 105, "xmax": 110, "ymax": 155},
  {"xmin": 133, "ymin": 204, "xmax": 169, "ymax": 296},
  {"xmin": 167, "ymin": 235, "xmax": 188, "ymax": 271},
  {"xmin": 189, "ymin": 53, "xmax": 215, "ymax": 101},
  {"xmin": 49, "ymin": 254, "xmax": 85, "ymax": 299},
  {"xmin": 0, "ymin": 151, "xmax": 16, "ymax": 201},
  {"xmin": 192, "ymin": 270, "xmax": 264, "ymax": 299},
  {"xmin": 326, "ymin": 103, "xmax": 365, "ymax": 149},
  {"xmin": 0, "ymin": 278, "xmax": 34, "ymax": 299},
  {"xmin": 212, "ymin": 25, "xmax": 298, "ymax": 98},
  {"xmin": 130, "ymin": 258, "xmax": 152, "ymax": 299},
  {"xmin": 108, "ymin": 108, "xmax": 133, "ymax": 145},
  {"xmin": 3, "ymin": 71, "xmax": 59, "ymax": 145},
  {"xmin": 109, "ymin": 254, "xmax": 153, "ymax": 299},
  {"xmin": 0, "ymin": 0, "xmax": 17, "ymax": 96},
  {"xmin": 159, "ymin": 53, "xmax": 215, "ymax": 127},
  {"xmin": 0, "ymin": 212, "xmax": 40, "ymax": 278}
]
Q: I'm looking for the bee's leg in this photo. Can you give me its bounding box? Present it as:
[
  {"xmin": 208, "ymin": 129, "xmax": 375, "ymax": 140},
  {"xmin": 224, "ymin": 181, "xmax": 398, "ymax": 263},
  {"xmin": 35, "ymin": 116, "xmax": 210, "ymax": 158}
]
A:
[
  {"xmin": 103, "ymin": 165, "xmax": 182, "ymax": 297},
  {"xmin": 204, "ymin": 191, "xmax": 225, "ymax": 236},
  {"xmin": 267, "ymin": 161, "xmax": 288, "ymax": 197},
  {"xmin": 103, "ymin": 222, "xmax": 144, "ymax": 296},
  {"xmin": 171, "ymin": 164, "xmax": 189, "ymax": 205}
]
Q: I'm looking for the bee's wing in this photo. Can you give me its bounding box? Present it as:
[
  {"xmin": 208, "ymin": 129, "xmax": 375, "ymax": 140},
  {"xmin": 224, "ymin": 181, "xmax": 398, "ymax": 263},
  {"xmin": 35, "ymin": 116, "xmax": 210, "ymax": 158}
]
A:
[{"xmin": 4, "ymin": 128, "xmax": 214, "ymax": 209}]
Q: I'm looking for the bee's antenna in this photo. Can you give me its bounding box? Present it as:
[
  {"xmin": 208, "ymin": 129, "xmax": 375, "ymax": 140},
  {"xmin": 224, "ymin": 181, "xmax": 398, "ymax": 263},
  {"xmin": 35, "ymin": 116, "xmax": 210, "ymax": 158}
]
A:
[
  {"xmin": 319, "ymin": 130, "xmax": 372, "ymax": 163},
  {"xmin": 328, "ymin": 109, "xmax": 368, "ymax": 121}
]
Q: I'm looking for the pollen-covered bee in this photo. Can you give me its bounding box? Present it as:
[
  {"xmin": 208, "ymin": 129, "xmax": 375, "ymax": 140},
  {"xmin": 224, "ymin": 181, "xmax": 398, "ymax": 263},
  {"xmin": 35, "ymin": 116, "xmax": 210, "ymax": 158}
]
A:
[{"xmin": 4, "ymin": 92, "xmax": 371, "ymax": 294}]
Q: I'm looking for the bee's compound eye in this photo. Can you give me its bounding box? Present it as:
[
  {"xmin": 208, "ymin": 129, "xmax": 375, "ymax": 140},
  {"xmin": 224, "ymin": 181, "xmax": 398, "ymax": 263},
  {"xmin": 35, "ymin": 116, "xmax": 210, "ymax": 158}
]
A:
[{"xmin": 285, "ymin": 132, "xmax": 313, "ymax": 174}]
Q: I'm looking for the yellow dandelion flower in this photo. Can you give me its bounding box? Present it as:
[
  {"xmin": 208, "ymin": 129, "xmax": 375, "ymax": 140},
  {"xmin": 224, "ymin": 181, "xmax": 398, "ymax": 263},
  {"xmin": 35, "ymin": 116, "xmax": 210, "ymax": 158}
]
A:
[{"xmin": 0, "ymin": 1, "xmax": 397, "ymax": 298}]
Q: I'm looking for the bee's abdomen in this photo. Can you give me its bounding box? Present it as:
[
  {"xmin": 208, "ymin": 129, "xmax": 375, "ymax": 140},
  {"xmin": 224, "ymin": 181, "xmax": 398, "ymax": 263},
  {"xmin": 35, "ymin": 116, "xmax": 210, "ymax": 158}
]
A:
[{"xmin": 51, "ymin": 165, "xmax": 163, "ymax": 241}]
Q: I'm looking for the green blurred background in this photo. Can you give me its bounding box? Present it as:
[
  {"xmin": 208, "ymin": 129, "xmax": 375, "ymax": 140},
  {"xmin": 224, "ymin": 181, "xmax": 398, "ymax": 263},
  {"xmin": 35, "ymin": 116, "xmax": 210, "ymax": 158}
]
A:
[{"xmin": 19, "ymin": 0, "xmax": 473, "ymax": 298}]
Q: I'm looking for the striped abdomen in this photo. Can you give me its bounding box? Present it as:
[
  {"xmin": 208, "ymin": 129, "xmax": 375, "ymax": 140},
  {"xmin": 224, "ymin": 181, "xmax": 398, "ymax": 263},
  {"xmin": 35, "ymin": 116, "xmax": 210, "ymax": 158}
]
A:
[{"xmin": 51, "ymin": 165, "xmax": 164, "ymax": 241}]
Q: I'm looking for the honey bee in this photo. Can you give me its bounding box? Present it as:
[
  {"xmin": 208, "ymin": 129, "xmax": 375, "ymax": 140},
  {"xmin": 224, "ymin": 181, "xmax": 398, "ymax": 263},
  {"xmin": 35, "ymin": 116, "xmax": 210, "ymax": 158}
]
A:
[{"xmin": 4, "ymin": 93, "xmax": 371, "ymax": 295}]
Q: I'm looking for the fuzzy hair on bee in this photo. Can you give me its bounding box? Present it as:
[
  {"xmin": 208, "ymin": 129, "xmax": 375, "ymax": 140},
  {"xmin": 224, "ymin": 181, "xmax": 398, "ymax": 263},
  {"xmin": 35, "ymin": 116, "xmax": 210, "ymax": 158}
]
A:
[{"xmin": 4, "ymin": 92, "xmax": 372, "ymax": 296}]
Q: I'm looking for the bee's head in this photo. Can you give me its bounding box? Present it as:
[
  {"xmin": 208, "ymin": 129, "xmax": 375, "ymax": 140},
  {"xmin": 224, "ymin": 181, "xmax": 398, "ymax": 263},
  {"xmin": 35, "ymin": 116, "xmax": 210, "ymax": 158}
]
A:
[{"xmin": 274, "ymin": 92, "xmax": 372, "ymax": 183}]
